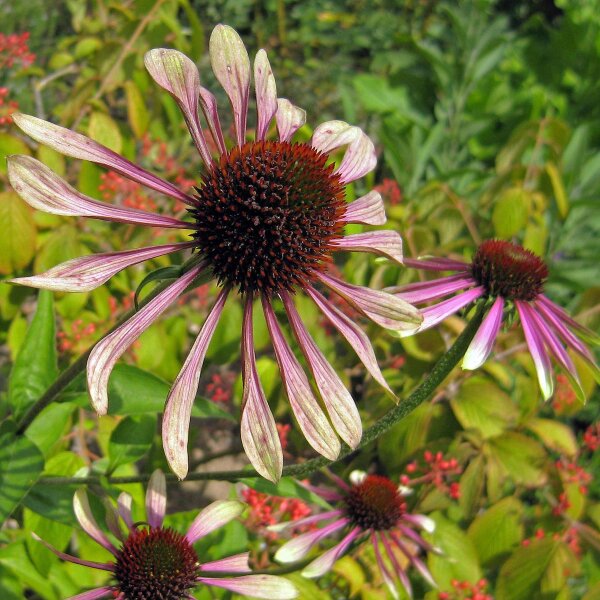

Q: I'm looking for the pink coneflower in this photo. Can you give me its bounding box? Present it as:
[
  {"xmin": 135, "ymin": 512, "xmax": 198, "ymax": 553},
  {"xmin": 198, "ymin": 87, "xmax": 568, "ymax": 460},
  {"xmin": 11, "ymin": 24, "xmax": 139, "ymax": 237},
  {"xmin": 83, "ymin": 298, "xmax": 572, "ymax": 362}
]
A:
[
  {"xmin": 273, "ymin": 471, "xmax": 436, "ymax": 598},
  {"xmin": 389, "ymin": 240, "xmax": 599, "ymax": 401},
  {"xmin": 36, "ymin": 470, "xmax": 297, "ymax": 600},
  {"xmin": 7, "ymin": 25, "xmax": 421, "ymax": 481}
]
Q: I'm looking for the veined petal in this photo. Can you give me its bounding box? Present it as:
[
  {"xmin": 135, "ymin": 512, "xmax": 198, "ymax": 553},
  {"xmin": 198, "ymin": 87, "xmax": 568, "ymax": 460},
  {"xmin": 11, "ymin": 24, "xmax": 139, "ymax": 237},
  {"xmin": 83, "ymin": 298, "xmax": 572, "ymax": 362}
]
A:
[
  {"xmin": 145, "ymin": 470, "xmax": 167, "ymax": 529},
  {"xmin": 390, "ymin": 531, "xmax": 436, "ymax": 588},
  {"xmin": 102, "ymin": 498, "xmax": 124, "ymax": 542},
  {"xmin": 306, "ymin": 286, "xmax": 395, "ymax": 398},
  {"xmin": 210, "ymin": 25, "xmax": 250, "ymax": 147},
  {"xmin": 373, "ymin": 533, "xmax": 400, "ymax": 600},
  {"xmin": 144, "ymin": 49, "xmax": 213, "ymax": 167},
  {"xmin": 262, "ymin": 297, "xmax": 341, "ymax": 460},
  {"xmin": 7, "ymin": 156, "xmax": 190, "ymax": 228},
  {"xmin": 12, "ymin": 113, "xmax": 194, "ymax": 205},
  {"xmin": 275, "ymin": 99, "xmax": 306, "ymax": 143},
  {"xmin": 163, "ymin": 288, "xmax": 229, "ymax": 479},
  {"xmin": 197, "ymin": 575, "xmax": 298, "ymax": 600},
  {"xmin": 87, "ymin": 266, "xmax": 202, "ymax": 415},
  {"xmin": 73, "ymin": 490, "xmax": 117, "ymax": 556},
  {"xmin": 538, "ymin": 295, "xmax": 600, "ymax": 346},
  {"xmin": 254, "ymin": 49, "xmax": 277, "ymax": 141},
  {"xmin": 318, "ymin": 272, "xmax": 422, "ymax": 331},
  {"xmin": 281, "ymin": 293, "xmax": 361, "ymax": 449},
  {"xmin": 381, "ymin": 533, "xmax": 412, "ymax": 598},
  {"xmin": 267, "ymin": 510, "xmax": 342, "ymax": 533},
  {"xmin": 67, "ymin": 588, "xmax": 115, "ymax": 600},
  {"xmin": 9, "ymin": 242, "xmax": 194, "ymax": 292},
  {"xmin": 33, "ymin": 533, "xmax": 114, "ymax": 572},
  {"xmin": 186, "ymin": 500, "xmax": 245, "ymax": 544},
  {"xmin": 332, "ymin": 231, "xmax": 403, "ymax": 265},
  {"xmin": 302, "ymin": 527, "xmax": 361, "ymax": 578},
  {"xmin": 200, "ymin": 552, "xmax": 251, "ymax": 573},
  {"xmin": 240, "ymin": 296, "xmax": 283, "ymax": 482},
  {"xmin": 462, "ymin": 296, "xmax": 504, "ymax": 370},
  {"xmin": 516, "ymin": 301, "xmax": 554, "ymax": 400},
  {"xmin": 340, "ymin": 191, "xmax": 386, "ymax": 226},
  {"xmin": 199, "ymin": 87, "xmax": 227, "ymax": 154},
  {"xmin": 389, "ymin": 275, "xmax": 477, "ymax": 304},
  {"xmin": 403, "ymin": 257, "xmax": 470, "ymax": 272},
  {"xmin": 117, "ymin": 493, "xmax": 133, "ymax": 530}
]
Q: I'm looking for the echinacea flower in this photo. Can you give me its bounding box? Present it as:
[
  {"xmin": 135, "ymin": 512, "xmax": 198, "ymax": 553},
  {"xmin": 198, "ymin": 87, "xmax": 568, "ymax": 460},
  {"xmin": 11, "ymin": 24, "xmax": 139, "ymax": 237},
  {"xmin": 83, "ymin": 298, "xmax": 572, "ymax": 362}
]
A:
[
  {"xmin": 389, "ymin": 240, "xmax": 600, "ymax": 401},
  {"xmin": 273, "ymin": 471, "xmax": 436, "ymax": 598},
  {"xmin": 35, "ymin": 470, "xmax": 297, "ymax": 600},
  {"xmin": 7, "ymin": 24, "xmax": 421, "ymax": 482}
]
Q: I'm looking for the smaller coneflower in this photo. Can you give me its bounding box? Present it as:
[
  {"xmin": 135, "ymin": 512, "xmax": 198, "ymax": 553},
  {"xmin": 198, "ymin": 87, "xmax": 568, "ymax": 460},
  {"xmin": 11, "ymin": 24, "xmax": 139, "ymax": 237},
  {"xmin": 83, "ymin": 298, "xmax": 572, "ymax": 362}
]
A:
[
  {"xmin": 35, "ymin": 470, "xmax": 297, "ymax": 600},
  {"xmin": 273, "ymin": 471, "xmax": 436, "ymax": 599},
  {"xmin": 389, "ymin": 240, "xmax": 600, "ymax": 401}
]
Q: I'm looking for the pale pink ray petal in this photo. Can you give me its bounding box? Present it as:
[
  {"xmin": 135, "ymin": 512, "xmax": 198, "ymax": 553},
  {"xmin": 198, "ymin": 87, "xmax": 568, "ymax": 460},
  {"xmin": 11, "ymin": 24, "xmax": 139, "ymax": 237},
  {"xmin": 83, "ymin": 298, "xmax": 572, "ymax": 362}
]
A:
[
  {"xmin": 210, "ymin": 25, "xmax": 250, "ymax": 147},
  {"xmin": 9, "ymin": 242, "xmax": 195, "ymax": 293},
  {"xmin": 197, "ymin": 575, "xmax": 298, "ymax": 600},
  {"xmin": 516, "ymin": 301, "xmax": 554, "ymax": 400},
  {"xmin": 398, "ymin": 525, "xmax": 436, "ymax": 552},
  {"xmin": 144, "ymin": 49, "xmax": 213, "ymax": 167},
  {"xmin": 327, "ymin": 470, "xmax": 352, "ymax": 491},
  {"xmin": 373, "ymin": 532, "xmax": 400, "ymax": 600},
  {"xmin": 7, "ymin": 156, "xmax": 191, "ymax": 228},
  {"xmin": 199, "ymin": 87, "xmax": 227, "ymax": 155},
  {"xmin": 403, "ymin": 257, "xmax": 470, "ymax": 272},
  {"xmin": 163, "ymin": 288, "xmax": 229, "ymax": 479},
  {"xmin": 402, "ymin": 514, "xmax": 436, "ymax": 533},
  {"xmin": 390, "ymin": 531, "xmax": 436, "ymax": 588},
  {"xmin": 267, "ymin": 510, "xmax": 343, "ymax": 533},
  {"xmin": 299, "ymin": 482, "xmax": 344, "ymax": 503},
  {"xmin": 12, "ymin": 113, "xmax": 195, "ymax": 205},
  {"xmin": 262, "ymin": 298, "xmax": 341, "ymax": 459},
  {"xmin": 145, "ymin": 470, "xmax": 167, "ymax": 529},
  {"xmin": 390, "ymin": 275, "xmax": 477, "ymax": 304},
  {"xmin": 302, "ymin": 527, "xmax": 362, "ymax": 578},
  {"xmin": 32, "ymin": 533, "xmax": 114, "ymax": 572},
  {"xmin": 381, "ymin": 532, "xmax": 412, "ymax": 598},
  {"xmin": 102, "ymin": 499, "xmax": 124, "ymax": 542},
  {"xmin": 538, "ymin": 295, "xmax": 600, "ymax": 345},
  {"xmin": 275, "ymin": 99, "xmax": 306, "ymax": 143},
  {"xmin": 387, "ymin": 273, "xmax": 472, "ymax": 295},
  {"xmin": 87, "ymin": 266, "xmax": 202, "ymax": 415},
  {"xmin": 462, "ymin": 296, "xmax": 504, "ymax": 370},
  {"xmin": 117, "ymin": 493, "xmax": 134, "ymax": 530},
  {"xmin": 340, "ymin": 191, "xmax": 386, "ymax": 226},
  {"xmin": 73, "ymin": 490, "xmax": 118, "ymax": 556},
  {"xmin": 331, "ymin": 231, "xmax": 404, "ymax": 265},
  {"xmin": 186, "ymin": 500, "xmax": 245, "ymax": 544},
  {"xmin": 240, "ymin": 296, "xmax": 283, "ymax": 482},
  {"xmin": 200, "ymin": 552, "xmax": 251, "ymax": 573},
  {"xmin": 281, "ymin": 293, "xmax": 361, "ymax": 449},
  {"xmin": 67, "ymin": 588, "xmax": 115, "ymax": 600},
  {"xmin": 318, "ymin": 271, "xmax": 422, "ymax": 331},
  {"xmin": 254, "ymin": 49, "xmax": 277, "ymax": 141},
  {"xmin": 306, "ymin": 286, "xmax": 395, "ymax": 397}
]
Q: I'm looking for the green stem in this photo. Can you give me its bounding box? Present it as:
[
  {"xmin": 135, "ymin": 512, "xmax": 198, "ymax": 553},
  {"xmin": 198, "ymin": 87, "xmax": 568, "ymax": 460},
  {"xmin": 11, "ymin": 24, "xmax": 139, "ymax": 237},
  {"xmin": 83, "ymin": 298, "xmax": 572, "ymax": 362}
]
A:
[{"xmin": 37, "ymin": 305, "xmax": 486, "ymax": 486}]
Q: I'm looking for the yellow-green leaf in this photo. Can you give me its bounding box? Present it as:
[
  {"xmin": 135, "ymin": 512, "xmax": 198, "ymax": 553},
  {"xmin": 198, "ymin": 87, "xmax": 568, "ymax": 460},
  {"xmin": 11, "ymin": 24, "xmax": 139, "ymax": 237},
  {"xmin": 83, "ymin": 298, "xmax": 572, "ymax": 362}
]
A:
[
  {"xmin": 125, "ymin": 81, "xmax": 150, "ymax": 138},
  {"xmin": 0, "ymin": 192, "xmax": 36, "ymax": 274},
  {"xmin": 0, "ymin": 133, "xmax": 31, "ymax": 175},
  {"xmin": 546, "ymin": 163, "xmax": 569, "ymax": 219},
  {"xmin": 492, "ymin": 187, "xmax": 530, "ymax": 238},
  {"xmin": 88, "ymin": 111, "xmax": 122, "ymax": 153}
]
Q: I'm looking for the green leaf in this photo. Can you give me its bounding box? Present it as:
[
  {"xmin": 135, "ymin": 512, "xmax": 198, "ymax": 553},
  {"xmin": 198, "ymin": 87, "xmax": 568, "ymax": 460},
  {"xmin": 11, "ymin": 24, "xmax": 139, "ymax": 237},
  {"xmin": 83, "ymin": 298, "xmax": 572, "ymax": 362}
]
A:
[
  {"xmin": 487, "ymin": 432, "xmax": 547, "ymax": 487},
  {"xmin": 125, "ymin": 81, "xmax": 150, "ymax": 138},
  {"xmin": 25, "ymin": 402, "xmax": 75, "ymax": 458},
  {"xmin": 37, "ymin": 145, "xmax": 66, "ymax": 176},
  {"xmin": 0, "ymin": 132, "xmax": 31, "ymax": 175},
  {"xmin": 0, "ymin": 192, "xmax": 36, "ymax": 274},
  {"xmin": 88, "ymin": 111, "xmax": 122, "ymax": 153},
  {"xmin": 525, "ymin": 418, "xmax": 577, "ymax": 457},
  {"xmin": 108, "ymin": 414, "xmax": 156, "ymax": 473},
  {"xmin": 458, "ymin": 454, "xmax": 486, "ymax": 519},
  {"xmin": 546, "ymin": 163, "xmax": 569, "ymax": 219},
  {"xmin": 134, "ymin": 266, "xmax": 182, "ymax": 309},
  {"xmin": 492, "ymin": 187, "xmax": 530, "ymax": 238}
]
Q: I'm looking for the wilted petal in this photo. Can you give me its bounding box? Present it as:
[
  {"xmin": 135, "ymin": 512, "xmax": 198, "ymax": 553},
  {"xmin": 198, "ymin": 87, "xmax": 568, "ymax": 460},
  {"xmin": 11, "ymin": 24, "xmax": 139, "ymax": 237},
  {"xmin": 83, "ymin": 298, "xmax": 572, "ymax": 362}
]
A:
[
  {"xmin": 462, "ymin": 296, "xmax": 504, "ymax": 370},
  {"xmin": 73, "ymin": 490, "xmax": 117, "ymax": 556},
  {"xmin": 389, "ymin": 274, "xmax": 476, "ymax": 304},
  {"xmin": 163, "ymin": 288, "xmax": 229, "ymax": 479},
  {"xmin": 87, "ymin": 266, "xmax": 202, "ymax": 415},
  {"xmin": 262, "ymin": 298, "xmax": 341, "ymax": 459},
  {"xmin": 275, "ymin": 99, "xmax": 306, "ymax": 142},
  {"xmin": 186, "ymin": 500, "xmax": 245, "ymax": 544},
  {"xmin": 9, "ymin": 242, "xmax": 194, "ymax": 292},
  {"xmin": 199, "ymin": 87, "xmax": 227, "ymax": 154},
  {"xmin": 403, "ymin": 257, "xmax": 470, "ymax": 272},
  {"xmin": 340, "ymin": 191, "xmax": 386, "ymax": 226},
  {"xmin": 7, "ymin": 156, "xmax": 190, "ymax": 228},
  {"xmin": 318, "ymin": 272, "xmax": 422, "ymax": 331},
  {"xmin": 67, "ymin": 588, "xmax": 115, "ymax": 600},
  {"xmin": 254, "ymin": 50, "xmax": 277, "ymax": 141},
  {"xmin": 200, "ymin": 552, "xmax": 251, "ymax": 573},
  {"xmin": 145, "ymin": 470, "xmax": 166, "ymax": 529},
  {"xmin": 197, "ymin": 575, "xmax": 298, "ymax": 600},
  {"xmin": 33, "ymin": 533, "xmax": 114, "ymax": 572},
  {"xmin": 381, "ymin": 533, "xmax": 412, "ymax": 598},
  {"xmin": 144, "ymin": 49, "xmax": 213, "ymax": 167},
  {"xmin": 302, "ymin": 527, "xmax": 361, "ymax": 578},
  {"xmin": 210, "ymin": 25, "xmax": 250, "ymax": 147},
  {"xmin": 332, "ymin": 231, "xmax": 403, "ymax": 265},
  {"xmin": 373, "ymin": 533, "xmax": 400, "ymax": 600},
  {"xmin": 12, "ymin": 113, "xmax": 194, "ymax": 205}
]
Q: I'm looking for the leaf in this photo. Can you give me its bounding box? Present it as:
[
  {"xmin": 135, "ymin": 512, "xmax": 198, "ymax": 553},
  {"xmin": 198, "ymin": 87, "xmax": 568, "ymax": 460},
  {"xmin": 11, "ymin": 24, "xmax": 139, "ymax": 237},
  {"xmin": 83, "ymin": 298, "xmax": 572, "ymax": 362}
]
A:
[
  {"xmin": 525, "ymin": 418, "xmax": 577, "ymax": 457},
  {"xmin": 0, "ymin": 132, "xmax": 31, "ymax": 175},
  {"xmin": 487, "ymin": 432, "xmax": 547, "ymax": 487},
  {"xmin": 546, "ymin": 163, "xmax": 569, "ymax": 219},
  {"xmin": 125, "ymin": 81, "xmax": 150, "ymax": 138},
  {"xmin": 492, "ymin": 187, "xmax": 530, "ymax": 238},
  {"xmin": 25, "ymin": 402, "xmax": 75, "ymax": 458},
  {"xmin": 458, "ymin": 454, "xmax": 486, "ymax": 519},
  {"xmin": 108, "ymin": 414, "xmax": 156, "ymax": 473},
  {"xmin": 333, "ymin": 556, "xmax": 365, "ymax": 597},
  {"xmin": 88, "ymin": 111, "xmax": 122, "ymax": 153},
  {"xmin": 0, "ymin": 192, "xmax": 36, "ymax": 274}
]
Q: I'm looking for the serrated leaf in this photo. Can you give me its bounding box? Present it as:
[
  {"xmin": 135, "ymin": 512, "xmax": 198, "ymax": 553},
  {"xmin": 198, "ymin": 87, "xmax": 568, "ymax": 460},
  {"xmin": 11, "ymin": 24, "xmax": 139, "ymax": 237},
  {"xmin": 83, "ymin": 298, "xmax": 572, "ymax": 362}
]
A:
[{"xmin": 0, "ymin": 192, "xmax": 36, "ymax": 274}]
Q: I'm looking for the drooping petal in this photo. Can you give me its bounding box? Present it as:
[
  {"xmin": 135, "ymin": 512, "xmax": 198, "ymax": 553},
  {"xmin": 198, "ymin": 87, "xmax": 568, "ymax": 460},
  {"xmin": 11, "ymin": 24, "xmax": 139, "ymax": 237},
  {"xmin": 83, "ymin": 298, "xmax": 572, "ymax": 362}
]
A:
[
  {"xmin": 9, "ymin": 242, "xmax": 194, "ymax": 292},
  {"xmin": 390, "ymin": 531, "xmax": 436, "ymax": 588},
  {"xmin": 373, "ymin": 533, "xmax": 400, "ymax": 600},
  {"xmin": 254, "ymin": 50, "xmax": 277, "ymax": 141},
  {"xmin": 389, "ymin": 274, "xmax": 477, "ymax": 304},
  {"xmin": 199, "ymin": 87, "xmax": 227, "ymax": 154},
  {"xmin": 275, "ymin": 99, "xmax": 306, "ymax": 143},
  {"xmin": 281, "ymin": 293, "xmax": 361, "ymax": 449},
  {"xmin": 33, "ymin": 533, "xmax": 114, "ymax": 572},
  {"xmin": 538, "ymin": 295, "xmax": 600, "ymax": 345},
  {"xmin": 186, "ymin": 500, "xmax": 245, "ymax": 544},
  {"xmin": 200, "ymin": 552, "xmax": 251, "ymax": 573},
  {"xmin": 318, "ymin": 272, "xmax": 422, "ymax": 331},
  {"xmin": 240, "ymin": 296, "xmax": 283, "ymax": 482},
  {"xmin": 462, "ymin": 296, "xmax": 504, "ymax": 370},
  {"xmin": 267, "ymin": 510, "xmax": 343, "ymax": 533},
  {"xmin": 398, "ymin": 525, "xmax": 436, "ymax": 553},
  {"xmin": 144, "ymin": 49, "xmax": 213, "ymax": 167},
  {"xmin": 117, "ymin": 493, "xmax": 134, "ymax": 530},
  {"xmin": 403, "ymin": 514, "xmax": 436, "ymax": 533},
  {"xmin": 306, "ymin": 286, "xmax": 395, "ymax": 397},
  {"xmin": 331, "ymin": 231, "xmax": 404, "ymax": 265},
  {"xmin": 262, "ymin": 298, "xmax": 341, "ymax": 459},
  {"xmin": 67, "ymin": 588, "xmax": 115, "ymax": 600},
  {"xmin": 299, "ymin": 482, "xmax": 344, "ymax": 503},
  {"xmin": 340, "ymin": 191, "xmax": 386, "ymax": 226},
  {"xmin": 7, "ymin": 156, "xmax": 191, "ymax": 228},
  {"xmin": 403, "ymin": 257, "xmax": 470, "ymax": 272},
  {"xmin": 73, "ymin": 490, "xmax": 118, "ymax": 556},
  {"xmin": 516, "ymin": 301, "xmax": 554, "ymax": 400},
  {"xmin": 163, "ymin": 288, "xmax": 229, "ymax": 479},
  {"xmin": 145, "ymin": 470, "xmax": 167, "ymax": 529},
  {"xmin": 12, "ymin": 113, "xmax": 194, "ymax": 205},
  {"xmin": 87, "ymin": 266, "xmax": 202, "ymax": 415},
  {"xmin": 103, "ymin": 499, "xmax": 124, "ymax": 542},
  {"xmin": 302, "ymin": 527, "xmax": 362, "ymax": 578},
  {"xmin": 210, "ymin": 25, "xmax": 251, "ymax": 147},
  {"xmin": 381, "ymin": 533, "xmax": 412, "ymax": 598},
  {"xmin": 197, "ymin": 575, "xmax": 298, "ymax": 600}
]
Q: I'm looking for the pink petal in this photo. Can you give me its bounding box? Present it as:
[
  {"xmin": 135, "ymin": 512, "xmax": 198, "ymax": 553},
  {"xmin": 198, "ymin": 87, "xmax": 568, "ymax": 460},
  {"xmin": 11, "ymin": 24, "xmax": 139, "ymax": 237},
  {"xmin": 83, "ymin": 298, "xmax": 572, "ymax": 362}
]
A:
[
  {"xmin": 340, "ymin": 191, "xmax": 386, "ymax": 225},
  {"xmin": 102, "ymin": 499, "xmax": 124, "ymax": 542},
  {"xmin": 262, "ymin": 298, "xmax": 341, "ymax": 459},
  {"xmin": 87, "ymin": 266, "xmax": 202, "ymax": 415},
  {"xmin": 163, "ymin": 288, "xmax": 229, "ymax": 479},
  {"xmin": 200, "ymin": 552, "xmax": 251, "ymax": 573},
  {"xmin": 210, "ymin": 25, "xmax": 250, "ymax": 147},
  {"xmin": 302, "ymin": 527, "xmax": 362, "ymax": 578},
  {"xmin": 299, "ymin": 482, "xmax": 344, "ymax": 503},
  {"xmin": 197, "ymin": 575, "xmax": 298, "ymax": 600},
  {"xmin": 538, "ymin": 295, "xmax": 600, "ymax": 347},
  {"xmin": 199, "ymin": 87, "xmax": 227, "ymax": 155},
  {"xmin": 398, "ymin": 524, "xmax": 436, "ymax": 552},
  {"xmin": 67, "ymin": 588, "xmax": 114, "ymax": 600},
  {"xmin": 144, "ymin": 49, "xmax": 213, "ymax": 167},
  {"xmin": 9, "ymin": 242, "xmax": 194, "ymax": 292},
  {"xmin": 390, "ymin": 275, "xmax": 477, "ymax": 304},
  {"xmin": 275, "ymin": 99, "xmax": 306, "ymax": 143},
  {"xmin": 402, "ymin": 514, "xmax": 435, "ymax": 533},
  {"xmin": 390, "ymin": 531, "xmax": 436, "ymax": 588},
  {"xmin": 117, "ymin": 493, "xmax": 133, "ymax": 530},
  {"xmin": 462, "ymin": 296, "xmax": 504, "ymax": 370},
  {"xmin": 32, "ymin": 533, "xmax": 114, "ymax": 572},
  {"xmin": 12, "ymin": 113, "xmax": 194, "ymax": 205},
  {"xmin": 186, "ymin": 500, "xmax": 245, "ymax": 544},
  {"xmin": 7, "ymin": 156, "xmax": 191, "ymax": 228},
  {"xmin": 254, "ymin": 49, "xmax": 278, "ymax": 141},
  {"xmin": 145, "ymin": 470, "xmax": 167, "ymax": 529},
  {"xmin": 373, "ymin": 533, "xmax": 400, "ymax": 600},
  {"xmin": 267, "ymin": 510, "xmax": 343, "ymax": 533},
  {"xmin": 281, "ymin": 293, "xmax": 362, "ymax": 449},
  {"xmin": 403, "ymin": 257, "xmax": 470, "ymax": 272},
  {"xmin": 381, "ymin": 533, "xmax": 412, "ymax": 598},
  {"xmin": 73, "ymin": 490, "xmax": 117, "ymax": 556},
  {"xmin": 331, "ymin": 231, "xmax": 403, "ymax": 265}
]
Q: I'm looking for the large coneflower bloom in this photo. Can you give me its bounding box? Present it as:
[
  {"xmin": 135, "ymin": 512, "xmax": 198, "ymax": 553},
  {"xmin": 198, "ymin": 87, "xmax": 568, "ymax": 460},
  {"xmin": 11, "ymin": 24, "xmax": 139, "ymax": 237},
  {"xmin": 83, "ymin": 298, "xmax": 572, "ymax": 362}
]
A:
[
  {"xmin": 273, "ymin": 471, "xmax": 436, "ymax": 599},
  {"xmin": 36, "ymin": 470, "xmax": 297, "ymax": 600},
  {"xmin": 7, "ymin": 25, "xmax": 421, "ymax": 481},
  {"xmin": 389, "ymin": 240, "xmax": 600, "ymax": 401}
]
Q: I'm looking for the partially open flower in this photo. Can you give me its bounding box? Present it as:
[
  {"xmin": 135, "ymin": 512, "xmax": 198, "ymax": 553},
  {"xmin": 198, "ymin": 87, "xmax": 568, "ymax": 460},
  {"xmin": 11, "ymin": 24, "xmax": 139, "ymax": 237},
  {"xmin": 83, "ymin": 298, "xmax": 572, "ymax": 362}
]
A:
[
  {"xmin": 389, "ymin": 240, "xmax": 600, "ymax": 401},
  {"xmin": 8, "ymin": 24, "xmax": 421, "ymax": 482},
  {"xmin": 35, "ymin": 470, "xmax": 297, "ymax": 600}
]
